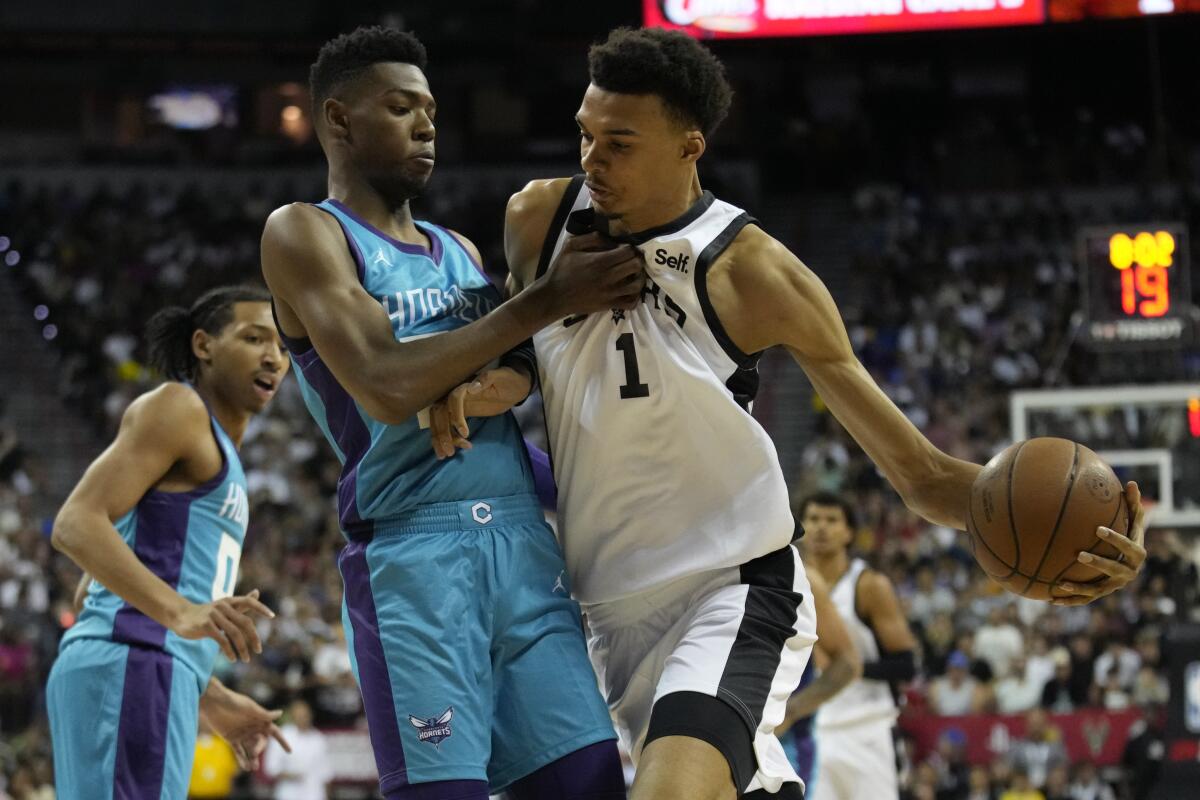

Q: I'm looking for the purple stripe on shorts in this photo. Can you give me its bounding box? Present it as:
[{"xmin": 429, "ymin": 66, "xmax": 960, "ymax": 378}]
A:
[
  {"xmin": 113, "ymin": 493, "xmax": 191, "ymax": 648},
  {"xmin": 524, "ymin": 439, "xmax": 557, "ymax": 511},
  {"xmin": 339, "ymin": 541, "xmax": 407, "ymax": 793},
  {"xmin": 113, "ymin": 647, "xmax": 173, "ymax": 799},
  {"xmin": 297, "ymin": 356, "xmax": 373, "ymax": 533},
  {"xmin": 384, "ymin": 779, "xmax": 489, "ymax": 800}
]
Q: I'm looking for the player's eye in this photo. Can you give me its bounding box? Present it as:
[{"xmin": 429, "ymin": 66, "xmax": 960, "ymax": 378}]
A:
[
  {"xmin": 389, "ymin": 106, "xmax": 410, "ymax": 116},
  {"xmin": 610, "ymin": 141, "xmax": 629, "ymax": 152},
  {"xmin": 578, "ymin": 131, "xmax": 593, "ymax": 142}
]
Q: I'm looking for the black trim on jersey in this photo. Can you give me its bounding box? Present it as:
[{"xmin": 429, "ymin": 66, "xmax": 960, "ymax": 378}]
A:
[
  {"xmin": 716, "ymin": 546, "xmax": 804, "ymax": 740},
  {"xmin": 534, "ymin": 175, "xmax": 586, "ymax": 280},
  {"xmin": 271, "ymin": 300, "xmax": 313, "ymax": 354},
  {"xmin": 726, "ymin": 362, "xmax": 761, "ymax": 412},
  {"xmin": 745, "ymin": 787, "xmax": 804, "ymax": 800},
  {"xmin": 694, "ymin": 212, "xmax": 763, "ymax": 370},
  {"xmin": 617, "ymin": 190, "xmax": 716, "ymax": 245}
]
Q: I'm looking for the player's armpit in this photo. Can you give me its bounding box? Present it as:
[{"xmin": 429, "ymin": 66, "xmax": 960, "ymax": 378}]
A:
[{"xmin": 709, "ymin": 227, "xmax": 980, "ymax": 530}]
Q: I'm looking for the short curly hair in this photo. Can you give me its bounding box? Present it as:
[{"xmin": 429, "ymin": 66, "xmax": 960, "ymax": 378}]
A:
[
  {"xmin": 309, "ymin": 26, "xmax": 428, "ymax": 114},
  {"xmin": 587, "ymin": 27, "xmax": 733, "ymax": 136}
]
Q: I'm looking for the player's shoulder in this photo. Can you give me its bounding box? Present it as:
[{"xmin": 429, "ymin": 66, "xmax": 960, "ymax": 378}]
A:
[
  {"xmin": 716, "ymin": 224, "xmax": 812, "ymax": 292},
  {"xmin": 506, "ymin": 177, "xmax": 576, "ymax": 236},
  {"xmin": 261, "ymin": 202, "xmax": 352, "ymax": 286},
  {"xmin": 436, "ymin": 227, "xmax": 483, "ymax": 267},
  {"xmin": 120, "ymin": 382, "xmax": 210, "ymax": 442},
  {"xmin": 507, "ymin": 177, "xmax": 576, "ymax": 221},
  {"xmin": 856, "ymin": 566, "xmax": 902, "ymax": 610},
  {"xmin": 262, "ymin": 202, "xmax": 342, "ymax": 253},
  {"xmin": 505, "ymin": 177, "xmax": 576, "ymax": 282}
]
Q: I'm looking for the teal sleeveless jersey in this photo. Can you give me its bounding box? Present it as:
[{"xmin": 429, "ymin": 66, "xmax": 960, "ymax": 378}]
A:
[
  {"xmin": 62, "ymin": 385, "xmax": 249, "ymax": 690},
  {"xmin": 277, "ymin": 199, "xmax": 535, "ymax": 539}
]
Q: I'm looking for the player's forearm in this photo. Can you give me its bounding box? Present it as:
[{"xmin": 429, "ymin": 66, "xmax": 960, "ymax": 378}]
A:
[
  {"xmin": 366, "ymin": 289, "xmax": 552, "ymax": 423},
  {"xmin": 52, "ymin": 506, "xmax": 189, "ymax": 628},
  {"xmin": 903, "ymin": 453, "xmax": 981, "ymax": 531},
  {"xmin": 785, "ymin": 655, "xmax": 860, "ymax": 722}
]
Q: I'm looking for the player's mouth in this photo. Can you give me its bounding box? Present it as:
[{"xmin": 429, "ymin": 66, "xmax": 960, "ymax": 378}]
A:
[
  {"xmin": 252, "ymin": 374, "xmax": 277, "ymax": 401},
  {"xmin": 585, "ymin": 181, "xmax": 611, "ymax": 201},
  {"xmin": 409, "ymin": 150, "xmax": 435, "ymax": 168}
]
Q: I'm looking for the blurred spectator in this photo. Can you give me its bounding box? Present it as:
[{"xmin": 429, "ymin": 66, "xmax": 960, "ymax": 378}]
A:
[
  {"xmin": 1000, "ymin": 769, "xmax": 1046, "ymax": 800},
  {"xmin": 1040, "ymin": 650, "xmax": 1084, "ymax": 713},
  {"xmin": 975, "ymin": 606, "xmax": 1025, "ymax": 680},
  {"xmin": 929, "ymin": 650, "xmax": 991, "ymax": 715},
  {"xmin": 1067, "ymin": 761, "xmax": 1115, "ymax": 800},
  {"xmin": 189, "ymin": 733, "xmax": 240, "ymax": 799},
  {"xmin": 1120, "ymin": 707, "xmax": 1164, "ymax": 800},
  {"xmin": 995, "ymin": 654, "xmax": 1043, "ymax": 714},
  {"xmin": 264, "ymin": 699, "xmax": 332, "ymax": 800},
  {"xmin": 1010, "ymin": 709, "xmax": 1068, "ymax": 788},
  {"xmin": 1141, "ymin": 530, "xmax": 1198, "ymax": 619},
  {"xmin": 966, "ymin": 765, "xmax": 997, "ymax": 800},
  {"xmin": 1044, "ymin": 764, "xmax": 1072, "ymax": 800}
]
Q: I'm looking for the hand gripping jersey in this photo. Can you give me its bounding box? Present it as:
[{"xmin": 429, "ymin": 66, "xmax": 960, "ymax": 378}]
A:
[{"xmin": 532, "ymin": 177, "xmax": 795, "ymax": 604}]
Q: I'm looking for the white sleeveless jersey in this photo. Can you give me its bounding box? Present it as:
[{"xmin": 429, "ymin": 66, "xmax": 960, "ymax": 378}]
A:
[
  {"xmin": 532, "ymin": 176, "xmax": 795, "ymax": 605},
  {"xmin": 816, "ymin": 558, "xmax": 899, "ymax": 729}
]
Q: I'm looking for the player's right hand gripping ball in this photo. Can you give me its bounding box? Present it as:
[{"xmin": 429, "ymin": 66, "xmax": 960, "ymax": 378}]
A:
[{"xmin": 967, "ymin": 437, "xmax": 1130, "ymax": 601}]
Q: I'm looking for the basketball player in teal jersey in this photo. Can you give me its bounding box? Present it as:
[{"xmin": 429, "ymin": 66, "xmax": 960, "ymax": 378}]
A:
[
  {"xmin": 260, "ymin": 27, "xmax": 638, "ymax": 800},
  {"xmin": 428, "ymin": 27, "xmax": 1151, "ymax": 800},
  {"xmin": 47, "ymin": 286, "xmax": 291, "ymax": 799}
]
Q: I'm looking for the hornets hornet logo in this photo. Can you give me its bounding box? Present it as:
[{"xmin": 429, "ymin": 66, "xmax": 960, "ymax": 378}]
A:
[{"xmin": 408, "ymin": 707, "xmax": 454, "ymax": 748}]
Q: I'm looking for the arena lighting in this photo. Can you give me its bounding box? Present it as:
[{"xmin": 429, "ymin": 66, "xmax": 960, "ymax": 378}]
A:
[
  {"xmin": 42, "ymin": 324, "xmax": 58, "ymax": 341},
  {"xmin": 1189, "ymin": 397, "xmax": 1200, "ymax": 438},
  {"xmin": 0, "ymin": 236, "xmax": 9, "ymax": 251},
  {"xmin": 281, "ymin": 105, "xmax": 302, "ymax": 123},
  {"xmin": 33, "ymin": 305, "xmax": 49, "ymax": 321},
  {"xmin": 5, "ymin": 250, "xmax": 19, "ymax": 266}
]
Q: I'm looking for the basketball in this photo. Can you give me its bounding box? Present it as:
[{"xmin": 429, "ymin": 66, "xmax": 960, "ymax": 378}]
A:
[{"xmin": 967, "ymin": 437, "xmax": 1131, "ymax": 601}]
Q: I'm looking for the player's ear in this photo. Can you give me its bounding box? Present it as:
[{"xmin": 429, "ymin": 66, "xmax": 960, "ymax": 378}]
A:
[
  {"xmin": 323, "ymin": 98, "xmax": 351, "ymax": 141},
  {"xmin": 681, "ymin": 131, "xmax": 705, "ymax": 163},
  {"xmin": 191, "ymin": 328, "xmax": 214, "ymax": 368}
]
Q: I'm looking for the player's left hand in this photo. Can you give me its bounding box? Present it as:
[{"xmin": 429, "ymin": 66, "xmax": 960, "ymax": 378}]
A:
[
  {"xmin": 430, "ymin": 366, "xmax": 533, "ymax": 459},
  {"xmin": 199, "ymin": 686, "xmax": 291, "ymax": 770},
  {"xmin": 1052, "ymin": 481, "xmax": 1147, "ymax": 606}
]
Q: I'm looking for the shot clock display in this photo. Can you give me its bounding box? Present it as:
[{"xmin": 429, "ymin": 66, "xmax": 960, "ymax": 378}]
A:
[{"xmin": 1080, "ymin": 224, "xmax": 1192, "ymax": 348}]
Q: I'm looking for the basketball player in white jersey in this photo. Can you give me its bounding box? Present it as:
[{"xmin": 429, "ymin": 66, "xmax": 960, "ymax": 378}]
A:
[
  {"xmin": 799, "ymin": 493, "xmax": 917, "ymax": 800},
  {"xmin": 428, "ymin": 26, "xmax": 1148, "ymax": 800}
]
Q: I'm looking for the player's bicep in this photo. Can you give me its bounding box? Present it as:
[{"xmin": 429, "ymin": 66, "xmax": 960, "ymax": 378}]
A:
[
  {"xmin": 64, "ymin": 392, "xmax": 203, "ymax": 523},
  {"xmin": 261, "ymin": 206, "xmax": 399, "ymax": 404},
  {"xmin": 861, "ymin": 573, "xmax": 918, "ymax": 653}
]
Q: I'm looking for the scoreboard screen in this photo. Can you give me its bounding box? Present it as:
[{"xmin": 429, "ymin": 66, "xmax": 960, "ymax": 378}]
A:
[
  {"xmin": 1080, "ymin": 224, "xmax": 1192, "ymax": 348},
  {"xmin": 644, "ymin": 0, "xmax": 1197, "ymax": 38},
  {"xmin": 642, "ymin": 0, "xmax": 1044, "ymax": 38}
]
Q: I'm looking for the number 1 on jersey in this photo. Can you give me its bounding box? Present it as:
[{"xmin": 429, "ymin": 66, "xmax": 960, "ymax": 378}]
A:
[{"xmin": 616, "ymin": 332, "xmax": 650, "ymax": 399}]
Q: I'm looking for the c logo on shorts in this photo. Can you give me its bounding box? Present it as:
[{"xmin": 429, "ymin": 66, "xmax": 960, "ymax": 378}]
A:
[{"xmin": 471, "ymin": 502, "xmax": 493, "ymax": 525}]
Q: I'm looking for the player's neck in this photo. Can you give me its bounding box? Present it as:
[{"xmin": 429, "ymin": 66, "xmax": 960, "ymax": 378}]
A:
[
  {"xmin": 193, "ymin": 379, "xmax": 249, "ymax": 448},
  {"xmin": 810, "ymin": 550, "xmax": 850, "ymax": 584},
  {"xmin": 606, "ymin": 172, "xmax": 703, "ymax": 239},
  {"xmin": 326, "ymin": 175, "xmax": 426, "ymax": 248}
]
